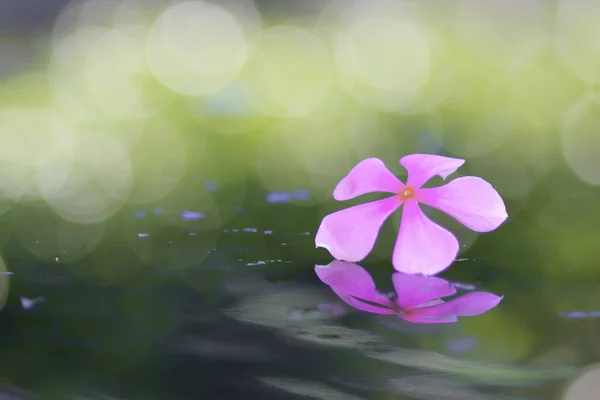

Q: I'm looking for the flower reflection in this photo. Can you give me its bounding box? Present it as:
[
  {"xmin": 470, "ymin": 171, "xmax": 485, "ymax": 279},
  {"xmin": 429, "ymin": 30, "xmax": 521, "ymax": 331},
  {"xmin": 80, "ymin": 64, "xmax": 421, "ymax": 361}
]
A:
[{"xmin": 315, "ymin": 260, "xmax": 502, "ymax": 324}]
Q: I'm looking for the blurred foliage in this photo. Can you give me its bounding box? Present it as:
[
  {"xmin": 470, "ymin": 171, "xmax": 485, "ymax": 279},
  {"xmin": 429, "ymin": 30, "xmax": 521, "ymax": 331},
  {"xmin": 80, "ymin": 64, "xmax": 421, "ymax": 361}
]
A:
[{"xmin": 0, "ymin": 0, "xmax": 598, "ymax": 282}]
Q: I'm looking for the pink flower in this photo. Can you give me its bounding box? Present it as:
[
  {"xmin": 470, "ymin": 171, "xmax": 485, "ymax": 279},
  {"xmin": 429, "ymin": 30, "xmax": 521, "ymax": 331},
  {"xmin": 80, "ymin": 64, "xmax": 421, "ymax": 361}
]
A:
[
  {"xmin": 315, "ymin": 261, "xmax": 503, "ymax": 324},
  {"xmin": 315, "ymin": 154, "xmax": 507, "ymax": 275}
]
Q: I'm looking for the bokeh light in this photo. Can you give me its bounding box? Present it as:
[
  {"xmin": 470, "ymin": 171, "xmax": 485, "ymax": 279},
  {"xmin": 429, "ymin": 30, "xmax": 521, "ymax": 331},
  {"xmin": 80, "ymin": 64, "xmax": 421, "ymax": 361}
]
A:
[
  {"xmin": 0, "ymin": 108, "xmax": 75, "ymax": 201},
  {"xmin": 15, "ymin": 209, "xmax": 105, "ymax": 263},
  {"xmin": 146, "ymin": 1, "xmax": 248, "ymax": 96},
  {"xmin": 556, "ymin": 0, "xmax": 600, "ymax": 85},
  {"xmin": 563, "ymin": 365, "xmax": 600, "ymax": 400},
  {"xmin": 562, "ymin": 96, "xmax": 600, "ymax": 185},
  {"xmin": 50, "ymin": 26, "xmax": 150, "ymax": 121},
  {"xmin": 43, "ymin": 133, "xmax": 133, "ymax": 223},
  {"xmin": 333, "ymin": 0, "xmax": 431, "ymax": 112},
  {"xmin": 242, "ymin": 25, "xmax": 333, "ymax": 118},
  {"xmin": 126, "ymin": 120, "xmax": 187, "ymax": 203}
]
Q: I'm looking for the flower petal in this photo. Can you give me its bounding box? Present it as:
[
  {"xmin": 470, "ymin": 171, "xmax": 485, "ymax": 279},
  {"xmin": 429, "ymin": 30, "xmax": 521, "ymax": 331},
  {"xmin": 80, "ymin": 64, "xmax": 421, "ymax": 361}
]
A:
[
  {"xmin": 392, "ymin": 272, "xmax": 457, "ymax": 310},
  {"xmin": 400, "ymin": 154, "xmax": 465, "ymax": 189},
  {"xmin": 333, "ymin": 158, "xmax": 404, "ymax": 201},
  {"xmin": 418, "ymin": 176, "xmax": 508, "ymax": 232},
  {"xmin": 392, "ymin": 201, "xmax": 459, "ymax": 275},
  {"xmin": 413, "ymin": 292, "xmax": 503, "ymax": 318},
  {"xmin": 316, "ymin": 196, "xmax": 401, "ymax": 262},
  {"xmin": 335, "ymin": 291, "xmax": 395, "ymax": 314},
  {"xmin": 315, "ymin": 261, "xmax": 392, "ymax": 306}
]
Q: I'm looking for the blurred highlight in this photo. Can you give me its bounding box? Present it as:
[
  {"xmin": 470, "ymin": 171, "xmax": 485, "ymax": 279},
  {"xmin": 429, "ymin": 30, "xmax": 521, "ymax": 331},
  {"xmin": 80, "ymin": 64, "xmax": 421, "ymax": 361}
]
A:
[{"xmin": 562, "ymin": 364, "xmax": 600, "ymax": 400}]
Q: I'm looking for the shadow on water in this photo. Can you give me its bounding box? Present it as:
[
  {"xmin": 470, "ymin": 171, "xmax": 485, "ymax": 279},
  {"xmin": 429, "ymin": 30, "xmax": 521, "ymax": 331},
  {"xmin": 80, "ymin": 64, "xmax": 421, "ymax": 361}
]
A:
[{"xmin": 0, "ymin": 188, "xmax": 592, "ymax": 400}]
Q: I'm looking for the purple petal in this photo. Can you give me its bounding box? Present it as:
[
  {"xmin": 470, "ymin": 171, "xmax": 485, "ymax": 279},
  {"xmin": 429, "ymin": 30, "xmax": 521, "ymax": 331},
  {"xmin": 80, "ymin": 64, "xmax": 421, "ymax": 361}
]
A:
[
  {"xmin": 418, "ymin": 176, "xmax": 508, "ymax": 232},
  {"xmin": 413, "ymin": 292, "xmax": 503, "ymax": 318},
  {"xmin": 335, "ymin": 291, "xmax": 395, "ymax": 314},
  {"xmin": 333, "ymin": 158, "xmax": 405, "ymax": 201},
  {"xmin": 416, "ymin": 299, "xmax": 445, "ymax": 307},
  {"xmin": 392, "ymin": 273, "xmax": 457, "ymax": 310},
  {"xmin": 400, "ymin": 313, "xmax": 458, "ymax": 324},
  {"xmin": 315, "ymin": 260, "xmax": 375, "ymax": 289},
  {"xmin": 392, "ymin": 201, "xmax": 459, "ymax": 275},
  {"xmin": 315, "ymin": 261, "xmax": 392, "ymax": 306},
  {"xmin": 315, "ymin": 196, "xmax": 401, "ymax": 262},
  {"xmin": 400, "ymin": 154, "xmax": 465, "ymax": 189}
]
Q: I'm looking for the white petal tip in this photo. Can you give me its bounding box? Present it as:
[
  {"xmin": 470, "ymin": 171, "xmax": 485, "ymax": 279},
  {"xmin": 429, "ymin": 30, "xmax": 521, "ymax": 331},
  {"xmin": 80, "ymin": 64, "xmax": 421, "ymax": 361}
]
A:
[{"xmin": 315, "ymin": 242, "xmax": 330, "ymax": 252}]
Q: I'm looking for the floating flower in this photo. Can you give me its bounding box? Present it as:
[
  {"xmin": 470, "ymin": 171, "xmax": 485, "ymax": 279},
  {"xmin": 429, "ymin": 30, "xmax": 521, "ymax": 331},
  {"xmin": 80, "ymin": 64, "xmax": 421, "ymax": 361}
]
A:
[
  {"xmin": 316, "ymin": 261, "xmax": 502, "ymax": 324},
  {"xmin": 315, "ymin": 154, "xmax": 507, "ymax": 275}
]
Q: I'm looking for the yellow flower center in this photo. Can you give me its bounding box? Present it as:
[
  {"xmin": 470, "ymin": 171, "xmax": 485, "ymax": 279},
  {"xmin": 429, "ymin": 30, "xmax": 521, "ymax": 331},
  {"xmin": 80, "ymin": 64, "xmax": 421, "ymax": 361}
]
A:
[{"xmin": 399, "ymin": 186, "xmax": 416, "ymax": 201}]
